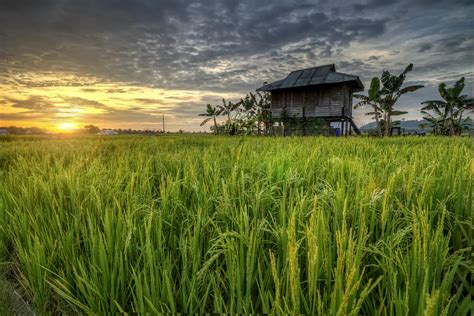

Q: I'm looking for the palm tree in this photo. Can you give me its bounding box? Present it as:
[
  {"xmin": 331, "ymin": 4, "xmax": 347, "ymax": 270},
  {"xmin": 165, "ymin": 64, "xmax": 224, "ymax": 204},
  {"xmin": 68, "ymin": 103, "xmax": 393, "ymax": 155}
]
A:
[
  {"xmin": 199, "ymin": 104, "xmax": 221, "ymax": 134},
  {"xmin": 354, "ymin": 77, "xmax": 383, "ymax": 137},
  {"xmin": 421, "ymin": 77, "xmax": 472, "ymax": 136},
  {"xmin": 378, "ymin": 64, "xmax": 424, "ymax": 136}
]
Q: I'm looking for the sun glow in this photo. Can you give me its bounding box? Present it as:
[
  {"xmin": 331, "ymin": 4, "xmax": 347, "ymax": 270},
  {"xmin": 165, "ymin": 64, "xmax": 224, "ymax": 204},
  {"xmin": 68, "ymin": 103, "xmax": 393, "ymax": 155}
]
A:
[
  {"xmin": 56, "ymin": 122, "xmax": 78, "ymax": 132},
  {"xmin": 0, "ymin": 74, "xmax": 242, "ymax": 132}
]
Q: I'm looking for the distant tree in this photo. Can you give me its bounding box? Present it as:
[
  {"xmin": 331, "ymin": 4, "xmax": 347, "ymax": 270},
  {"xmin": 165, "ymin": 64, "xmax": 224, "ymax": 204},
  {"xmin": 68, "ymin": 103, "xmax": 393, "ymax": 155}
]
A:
[
  {"xmin": 421, "ymin": 77, "xmax": 473, "ymax": 136},
  {"xmin": 27, "ymin": 127, "xmax": 47, "ymax": 135},
  {"xmin": 0, "ymin": 126, "xmax": 46, "ymax": 135},
  {"xmin": 199, "ymin": 104, "xmax": 222, "ymax": 134},
  {"xmin": 84, "ymin": 125, "xmax": 101, "ymax": 134}
]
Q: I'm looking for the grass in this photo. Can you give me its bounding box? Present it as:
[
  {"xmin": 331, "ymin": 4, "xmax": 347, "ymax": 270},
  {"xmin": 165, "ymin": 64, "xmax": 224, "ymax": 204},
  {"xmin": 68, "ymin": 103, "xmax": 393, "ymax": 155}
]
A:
[{"xmin": 0, "ymin": 135, "xmax": 472, "ymax": 314}]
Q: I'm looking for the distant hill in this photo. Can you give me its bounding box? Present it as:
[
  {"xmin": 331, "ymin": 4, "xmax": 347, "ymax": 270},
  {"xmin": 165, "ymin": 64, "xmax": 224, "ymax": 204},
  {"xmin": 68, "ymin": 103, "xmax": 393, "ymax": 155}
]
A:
[{"xmin": 359, "ymin": 120, "xmax": 429, "ymax": 132}]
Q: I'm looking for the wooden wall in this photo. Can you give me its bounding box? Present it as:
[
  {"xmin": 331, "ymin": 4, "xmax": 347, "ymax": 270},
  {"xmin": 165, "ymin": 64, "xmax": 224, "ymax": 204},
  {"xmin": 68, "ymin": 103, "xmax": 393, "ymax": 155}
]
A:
[{"xmin": 271, "ymin": 84, "xmax": 353, "ymax": 118}]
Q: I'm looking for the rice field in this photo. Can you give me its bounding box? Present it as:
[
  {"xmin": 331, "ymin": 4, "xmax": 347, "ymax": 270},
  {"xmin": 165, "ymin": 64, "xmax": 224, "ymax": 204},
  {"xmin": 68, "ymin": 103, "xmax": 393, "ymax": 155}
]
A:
[{"xmin": 0, "ymin": 135, "xmax": 472, "ymax": 314}]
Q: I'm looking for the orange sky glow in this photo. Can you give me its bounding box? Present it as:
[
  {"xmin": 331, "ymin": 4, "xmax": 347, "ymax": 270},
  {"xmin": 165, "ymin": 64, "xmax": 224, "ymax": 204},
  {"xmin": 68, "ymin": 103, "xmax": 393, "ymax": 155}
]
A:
[{"xmin": 0, "ymin": 72, "xmax": 242, "ymax": 132}]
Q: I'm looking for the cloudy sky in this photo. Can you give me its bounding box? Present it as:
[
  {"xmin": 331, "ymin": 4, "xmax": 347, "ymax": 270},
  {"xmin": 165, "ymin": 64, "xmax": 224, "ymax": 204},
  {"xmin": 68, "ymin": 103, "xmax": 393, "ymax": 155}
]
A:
[{"xmin": 0, "ymin": 0, "xmax": 472, "ymax": 131}]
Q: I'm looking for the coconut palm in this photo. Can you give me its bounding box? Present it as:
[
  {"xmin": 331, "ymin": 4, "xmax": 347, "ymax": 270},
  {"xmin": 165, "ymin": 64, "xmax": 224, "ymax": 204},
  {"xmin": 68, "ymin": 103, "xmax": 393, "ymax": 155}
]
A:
[
  {"xmin": 199, "ymin": 104, "xmax": 222, "ymax": 134},
  {"xmin": 421, "ymin": 77, "xmax": 473, "ymax": 135}
]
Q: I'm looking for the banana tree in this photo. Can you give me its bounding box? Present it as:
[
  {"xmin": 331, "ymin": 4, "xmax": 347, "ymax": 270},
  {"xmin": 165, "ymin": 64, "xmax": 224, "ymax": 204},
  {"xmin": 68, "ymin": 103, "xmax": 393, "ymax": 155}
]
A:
[
  {"xmin": 218, "ymin": 98, "xmax": 238, "ymax": 122},
  {"xmin": 239, "ymin": 93, "xmax": 257, "ymax": 117},
  {"xmin": 255, "ymin": 91, "xmax": 271, "ymax": 135},
  {"xmin": 354, "ymin": 77, "xmax": 383, "ymax": 137},
  {"xmin": 379, "ymin": 64, "xmax": 424, "ymax": 136},
  {"xmin": 218, "ymin": 98, "xmax": 241, "ymax": 134},
  {"xmin": 421, "ymin": 77, "xmax": 472, "ymax": 135},
  {"xmin": 199, "ymin": 104, "xmax": 222, "ymax": 134},
  {"xmin": 421, "ymin": 104, "xmax": 447, "ymax": 135},
  {"xmin": 239, "ymin": 92, "xmax": 271, "ymax": 135}
]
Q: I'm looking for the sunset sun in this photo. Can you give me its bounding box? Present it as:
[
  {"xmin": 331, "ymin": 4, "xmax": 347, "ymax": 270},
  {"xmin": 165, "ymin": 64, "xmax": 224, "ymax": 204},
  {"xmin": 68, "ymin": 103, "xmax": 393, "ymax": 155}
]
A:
[{"xmin": 56, "ymin": 122, "xmax": 78, "ymax": 132}]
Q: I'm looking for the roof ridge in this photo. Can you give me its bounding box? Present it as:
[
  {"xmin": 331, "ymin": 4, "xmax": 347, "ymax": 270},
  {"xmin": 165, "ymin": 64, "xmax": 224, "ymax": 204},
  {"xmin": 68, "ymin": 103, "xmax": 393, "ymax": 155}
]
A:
[
  {"xmin": 333, "ymin": 71, "xmax": 358, "ymax": 78},
  {"xmin": 287, "ymin": 63, "xmax": 335, "ymax": 76},
  {"xmin": 257, "ymin": 64, "xmax": 364, "ymax": 92}
]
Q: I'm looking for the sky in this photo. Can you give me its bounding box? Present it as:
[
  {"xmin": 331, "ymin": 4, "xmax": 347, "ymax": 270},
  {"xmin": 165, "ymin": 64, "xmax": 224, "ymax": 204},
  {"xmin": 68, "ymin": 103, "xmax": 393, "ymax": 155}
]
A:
[{"xmin": 0, "ymin": 0, "xmax": 473, "ymax": 132}]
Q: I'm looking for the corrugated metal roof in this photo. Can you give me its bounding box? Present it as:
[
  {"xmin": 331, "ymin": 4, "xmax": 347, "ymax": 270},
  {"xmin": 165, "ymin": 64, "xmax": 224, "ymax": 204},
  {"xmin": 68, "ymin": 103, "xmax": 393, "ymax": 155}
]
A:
[{"xmin": 257, "ymin": 64, "xmax": 364, "ymax": 92}]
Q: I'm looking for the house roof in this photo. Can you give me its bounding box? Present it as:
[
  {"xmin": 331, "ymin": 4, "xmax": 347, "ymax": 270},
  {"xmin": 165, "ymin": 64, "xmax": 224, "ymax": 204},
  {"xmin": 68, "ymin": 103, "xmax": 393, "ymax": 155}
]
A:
[{"xmin": 257, "ymin": 64, "xmax": 364, "ymax": 92}]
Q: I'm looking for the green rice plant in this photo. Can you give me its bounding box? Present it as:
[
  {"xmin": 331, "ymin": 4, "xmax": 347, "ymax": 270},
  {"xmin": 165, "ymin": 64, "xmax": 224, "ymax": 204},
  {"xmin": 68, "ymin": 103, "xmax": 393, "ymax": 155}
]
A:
[{"xmin": 0, "ymin": 135, "xmax": 471, "ymax": 314}]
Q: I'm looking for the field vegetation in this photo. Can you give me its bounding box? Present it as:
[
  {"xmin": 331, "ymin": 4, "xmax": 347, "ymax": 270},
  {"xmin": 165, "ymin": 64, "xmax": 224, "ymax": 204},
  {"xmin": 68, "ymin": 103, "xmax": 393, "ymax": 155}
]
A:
[{"xmin": 0, "ymin": 135, "xmax": 471, "ymax": 314}]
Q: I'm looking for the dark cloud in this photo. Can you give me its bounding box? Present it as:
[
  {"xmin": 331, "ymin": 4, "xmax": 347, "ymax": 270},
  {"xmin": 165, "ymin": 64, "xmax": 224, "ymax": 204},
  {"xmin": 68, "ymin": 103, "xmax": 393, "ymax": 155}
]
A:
[
  {"xmin": 64, "ymin": 97, "xmax": 109, "ymax": 110},
  {"xmin": 0, "ymin": 0, "xmax": 388, "ymax": 91},
  {"xmin": 135, "ymin": 98, "xmax": 168, "ymax": 105},
  {"xmin": 418, "ymin": 43, "xmax": 433, "ymax": 53},
  {"xmin": 0, "ymin": 0, "xmax": 472, "ymax": 129},
  {"xmin": 353, "ymin": 0, "xmax": 473, "ymax": 12},
  {"xmin": 5, "ymin": 96, "xmax": 56, "ymax": 113},
  {"xmin": 0, "ymin": 112, "xmax": 47, "ymax": 121}
]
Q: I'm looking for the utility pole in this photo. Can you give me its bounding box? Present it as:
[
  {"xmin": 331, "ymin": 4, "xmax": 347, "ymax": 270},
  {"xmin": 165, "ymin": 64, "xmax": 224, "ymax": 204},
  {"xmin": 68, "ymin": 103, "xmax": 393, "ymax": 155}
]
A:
[{"xmin": 162, "ymin": 114, "xmax": 165, "ymax": 133}]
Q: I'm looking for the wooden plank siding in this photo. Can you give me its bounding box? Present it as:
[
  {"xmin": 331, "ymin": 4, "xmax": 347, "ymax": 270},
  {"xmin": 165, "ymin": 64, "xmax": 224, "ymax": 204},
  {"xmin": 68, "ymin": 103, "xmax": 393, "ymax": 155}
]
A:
[{"xmin": 270, "ymin": 84, "xmax": 353, "ymax": 118}]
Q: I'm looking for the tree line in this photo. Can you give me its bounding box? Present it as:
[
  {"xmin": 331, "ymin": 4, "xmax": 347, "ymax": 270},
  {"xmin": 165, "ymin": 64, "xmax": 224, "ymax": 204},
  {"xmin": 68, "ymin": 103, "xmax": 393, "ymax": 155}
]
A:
[
  {"xmin": 354, "ymin": 64, "xmax": 472, "ymax": 136},
  {"xmin": 0, "ymin": 126, "xmax": 173, "ymax": 135},
  {"xmin": 200, "ymin": 63, "xmax": 472, "ymax": 136},
  {"xmin": 200, "ymin": 92, "xmax": 330, "ymax": 136},
  {"xmin": 199, "ymin": 92, "xmax": 272, "ymax": 135}
]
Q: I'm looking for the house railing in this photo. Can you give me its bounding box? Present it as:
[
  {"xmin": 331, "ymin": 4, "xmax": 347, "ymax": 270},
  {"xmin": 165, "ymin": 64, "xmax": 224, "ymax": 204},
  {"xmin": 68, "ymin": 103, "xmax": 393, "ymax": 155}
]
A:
[{"xmin": 271, "ymin": 105, "xmax": 349, "ymax": 118}]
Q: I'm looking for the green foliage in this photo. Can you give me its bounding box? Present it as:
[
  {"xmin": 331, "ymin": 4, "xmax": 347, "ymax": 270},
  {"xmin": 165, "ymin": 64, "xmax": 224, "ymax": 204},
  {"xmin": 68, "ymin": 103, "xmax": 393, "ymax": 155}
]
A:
[
  {"xmin": 354, "ymin": 77, "xmax": 384, "ymax": 137},
  {"xmin": 199, "ymin": 104, "xmax": 222, "ymax": 134},
  {"xmin": 200, "ymin": 92, "xmax": 271, "ymax": 135},
  {"xmin": 83, "ymin": 125, "xmax": 101, "ymax": 134},
  {"xmin": 421, "ymin": 77, "xmax": 473, "ymax": 135},
  {"xmin": 0, "ymin": 136, "xmax": 471, "ymax": 314},
  {"xmin": 355, "ymin": 64, "xmax": 424, "ymax": 136}
]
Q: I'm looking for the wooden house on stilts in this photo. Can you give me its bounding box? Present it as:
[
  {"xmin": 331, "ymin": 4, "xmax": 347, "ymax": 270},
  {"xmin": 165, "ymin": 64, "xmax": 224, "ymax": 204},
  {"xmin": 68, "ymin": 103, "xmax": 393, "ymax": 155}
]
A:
[{"xmin": 257, "ymin": 64, "xmax": 364, "ymax": 135}]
